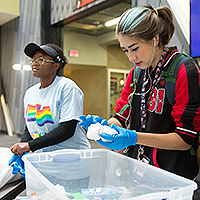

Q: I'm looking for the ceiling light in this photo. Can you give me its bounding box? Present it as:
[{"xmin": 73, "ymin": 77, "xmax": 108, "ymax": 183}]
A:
[
  {"xmin": 119, "ymin": 79, "xmax": 125, "ymax": 86},
  {"xmin": 23, "ymin": 65, "xmax": 32, "ymax": 70},
  {"xmin": 93, "ymin": 21, "xmax": 100, "ymax": 25},
  {"xmin": 12, "ymin": 64, "xmax": 22, "ymax": 70},
  {"xmin": 104, "ymin": 17, "xmax": 121, "ymax": 27}
]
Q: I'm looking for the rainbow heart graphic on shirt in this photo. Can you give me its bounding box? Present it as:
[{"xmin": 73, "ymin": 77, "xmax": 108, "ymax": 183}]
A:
[{"xmin": 26, "ymin": 104, "xmax": 54, "ymax": 126}]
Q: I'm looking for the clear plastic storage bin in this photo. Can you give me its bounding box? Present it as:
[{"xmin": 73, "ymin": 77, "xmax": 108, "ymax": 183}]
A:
[{"xmin": 22, "ymin": 149, "xmax": 197, "ymax": 200}]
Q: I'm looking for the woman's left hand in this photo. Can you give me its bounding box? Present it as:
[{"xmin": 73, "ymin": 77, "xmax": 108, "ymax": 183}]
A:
[
  {"xmin": 97, "ymin": 124, "xmax": 137, "ymax": 151},
  {"xmin": 10, "ymin": 142, "xmax": 30, "ymax": 156}
]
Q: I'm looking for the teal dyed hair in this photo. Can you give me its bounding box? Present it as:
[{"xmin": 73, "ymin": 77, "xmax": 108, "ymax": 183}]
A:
[
  {"xmin": 116, "ymin": 4, "xmax": 175, "ymax": 46},
  {"xmin": 117, "ymin": 7, "xmax": 151, "ymax": 35}
]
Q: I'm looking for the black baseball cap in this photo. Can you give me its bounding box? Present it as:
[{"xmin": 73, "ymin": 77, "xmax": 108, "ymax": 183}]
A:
[{"xmin": 24, "ymin": 42, "xmax": 60, "ymax": 60}]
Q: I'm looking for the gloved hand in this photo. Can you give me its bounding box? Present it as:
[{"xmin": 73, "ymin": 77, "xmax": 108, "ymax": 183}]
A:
[
  {"xmin": 79, "ymin": 114, "xmax": 107, "ymax": 131},
  {"xmin": 97, "ymin": 124, "xmax": 137, "ymax": 151},
  {"xmin": 8, "ymin": 152, "xmax": 29, "ymax": 179}
]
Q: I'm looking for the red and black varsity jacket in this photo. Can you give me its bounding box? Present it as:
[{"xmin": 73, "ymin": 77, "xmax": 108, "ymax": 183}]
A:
[{"xmin": 114, "ymin": 47, "xmax": 200, "ymax": 180}]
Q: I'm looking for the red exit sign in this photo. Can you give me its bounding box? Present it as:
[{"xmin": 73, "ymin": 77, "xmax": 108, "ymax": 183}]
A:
[{"xmin": 79, "ymin": 0, "xmax": 96, "ymax": 8}]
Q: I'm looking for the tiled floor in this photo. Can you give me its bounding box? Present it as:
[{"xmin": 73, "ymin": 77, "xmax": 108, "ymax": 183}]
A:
[{"xmin": 0, "ymin": 132, "xmax": 21, "ymax": 148}]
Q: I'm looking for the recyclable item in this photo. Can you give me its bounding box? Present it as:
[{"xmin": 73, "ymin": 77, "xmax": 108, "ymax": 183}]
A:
[
  {"xmin": 87, "ymin": 123, "xmax": 117, "ymax": 142},
  {"xmin": 81, "ymin": 187, "xmax": 123, "ymax": 200},
  {"xmin": 66, "ymin": 192, "xmax": 88, "ymax": 200},
  {"xmin": 81, "ymin": 186, "xmax": 130, "ymax": 200}
]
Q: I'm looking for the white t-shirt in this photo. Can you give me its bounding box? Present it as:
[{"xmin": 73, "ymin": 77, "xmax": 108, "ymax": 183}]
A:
[{"xmin": 23, "ymin": 76, "xmax": 91, "ymax": 152}]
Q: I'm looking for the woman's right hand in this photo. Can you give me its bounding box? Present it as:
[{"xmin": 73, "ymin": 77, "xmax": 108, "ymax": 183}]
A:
[{"xmin": 79, "ymin": 114, "xmax": 108, "ymax": 131}]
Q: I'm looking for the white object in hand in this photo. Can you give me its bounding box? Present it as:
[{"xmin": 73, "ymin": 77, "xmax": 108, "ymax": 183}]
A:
[{"xmin": 87, "ymin": 123, "xmax": 118, "ymax": 142}]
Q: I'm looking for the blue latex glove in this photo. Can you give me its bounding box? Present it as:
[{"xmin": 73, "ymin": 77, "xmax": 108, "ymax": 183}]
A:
[
  {"xmin": 79, "ymin": 114, "xmax": 107, "ymax": 131},
  {"xmin": 8, "ymin": 152, "xmax": 29, "ymax": 179},
  {"xmin": 97, "ymin": 124, "xmax": 137, "ymax": 151}
]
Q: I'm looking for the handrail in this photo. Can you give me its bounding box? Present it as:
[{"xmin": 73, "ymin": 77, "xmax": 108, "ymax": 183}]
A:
[
  {"xmin": 0, "ymin": 66, "xmax": 15, "ymax": 136},
  {"xmin": 0, "ymin": 94, "xmax": 15, "ymax": 136}
]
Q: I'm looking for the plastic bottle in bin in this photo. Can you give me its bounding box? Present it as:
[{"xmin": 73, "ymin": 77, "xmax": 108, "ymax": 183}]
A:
[{"xmin": 81, "ymin": 187, "xmax": 123, "ymax": 200}]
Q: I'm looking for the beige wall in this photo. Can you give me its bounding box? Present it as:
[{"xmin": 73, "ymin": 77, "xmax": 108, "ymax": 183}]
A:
[
  {"xmin": 64, "ymin": 64, "xmax": 108, "ymax": 119},
  {"xmin": 0, "ymin": 0, "xmax": 20, "ymax": 26},
  {"xmin": 63, "ymin": 31, "xmax": 107, "ymax": 66},
  {"xmin": 0, "ymin": 0, "xmax": 20, "ymax": 15},
  {"xmin": 107, "ymin": 45, "xmax": 131, "ymax": 70},
  {"xmin": 63, "ymin": 31, "xmax": 132, "ymax": 119}
]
